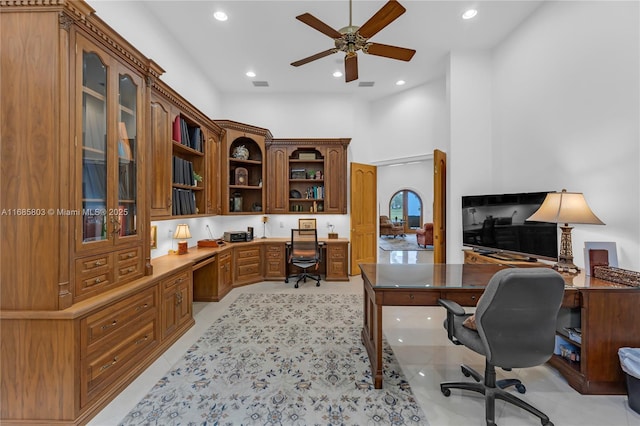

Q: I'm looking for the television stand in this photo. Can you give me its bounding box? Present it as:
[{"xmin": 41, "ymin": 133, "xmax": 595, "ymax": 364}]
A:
[
  {"xmin": 464, "ymin": 250, "xmax": 549, "ymax": 267},
  {"xmin": 486, "ymin": 252, "xmax": 538, "ymax": 263}
]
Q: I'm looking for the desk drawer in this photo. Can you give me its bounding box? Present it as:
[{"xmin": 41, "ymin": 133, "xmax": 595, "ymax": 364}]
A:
[
  {"xmin": 382, "ymin": 291, "xmax": 440, "ymax": 306},
  {"xmin": 82, "ymin": 287, "xmax": 157, "ymax": 352},
  {"xmin": 441, "ymin": 290, "xmax": 484, "ymax": 307},
  {"xmin": 236, "ymin": 247, "xmax": 261, "ymax": 259}
]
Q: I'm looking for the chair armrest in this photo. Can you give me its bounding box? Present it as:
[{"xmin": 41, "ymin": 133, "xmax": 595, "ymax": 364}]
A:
[
  {"xmin": 438, "ymin": 298, "xmax": 467, "ymax": 345},
  {"xmin": 437, "ymin": 298, "xmax": 466, "ymax": 316}
]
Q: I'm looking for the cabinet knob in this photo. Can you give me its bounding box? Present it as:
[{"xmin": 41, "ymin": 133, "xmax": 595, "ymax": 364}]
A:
[
  {"xmin": 99, "ymin": 356, "xmax": 118, "ymax": 372},
  {"xmin": 128, "ymin": 253, "xmax": 134, "ymax": 258},
  {"xmin": 101, "ymin": 320, "xmax": 117, "ymax": 330},
  {"xmin": 94, "ymin": 260, "xmax": 103, "ymax": 267},
  {"xmin": 94, "ymin": 277, "xmax": 102, "ymax": 284},
  {"xmin": 409, "ymin": 294, "xmax": 415, "ymax": 300}
]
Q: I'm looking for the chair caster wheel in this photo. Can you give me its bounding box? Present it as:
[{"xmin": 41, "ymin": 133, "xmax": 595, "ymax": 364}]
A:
[
  {"xmin": 294, "ymin": 283, "xmax": 299, "ymax": 288},
  {"xmin": 440, "ymin": 387, "xmax": 451, "ymax": 397},
  {"xmin": 516, "ymin": 384, "xmax": 526, "ymax": 394},
  {"xmin": 285, "ymin": 278, "xmax": 289, "ymax": 283},
  {"xmin": 542, "ymin": 421, "xmax": 553, "ymax": 426},
  {"xmin": 316, "ymin": 282, "xmax": 320, "ymax": 286}
]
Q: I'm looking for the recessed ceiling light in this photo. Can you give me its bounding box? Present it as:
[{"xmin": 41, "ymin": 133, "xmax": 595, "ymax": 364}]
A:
[
  {"xmin": 213, "ymin": 11, "xmax": 228, "ymax": 21},
  {"xmin": 462, "ymin": 9, "xmax": 478, "ymax": 20},
  {"xmin": 396, "ymin": 80, "xmax": 406, "ymax": 86},
  {"xmin": 333, "ymin": 71, "xmax": 343, "ymax": 78},
  {"xmin": 245, "ymin": 71, "xmax": 256, "ymax": 78}
]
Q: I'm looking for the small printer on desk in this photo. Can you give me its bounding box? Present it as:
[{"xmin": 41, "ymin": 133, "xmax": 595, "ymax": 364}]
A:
[{"xmin": 224, "ymin": 231, "xmax": 250, "ymax": 242}]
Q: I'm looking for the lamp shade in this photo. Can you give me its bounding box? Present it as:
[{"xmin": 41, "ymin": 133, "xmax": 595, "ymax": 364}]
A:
[
  {"xmin": 527, "ymin": 189, "xmax": 604, "ymax": 225},
  {"xmin": 173, "ymin": 224, "xmax": 192, "ymax": 240}
]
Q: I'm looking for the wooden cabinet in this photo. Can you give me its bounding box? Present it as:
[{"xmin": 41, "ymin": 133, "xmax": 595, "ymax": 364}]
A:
[
  {"xmin": 216, "ymin": 120, "xmax": 272, "ymax": 215},
  {"xmin": 161, "ymin": 269, "xmax": 192, "ymax": 340},
  {"xmin": 266, "ymin": 139, "xmax": 350, "ymax": 214},
  {"xmin": 325, "ymin": 241, "xmax": 349, "ymax": 281},
  {"xmin": 74, "ymin": 33, "xmax": 147, "ymax": 283},
  {"xmin": 234, "ymin": 245, "xmax": 263, "ymax": 285},
  {"xmin": 218, "ymin": 250, "xmax": 233, "ymax": 297},
  {"xmin": 80, "ymin": 286, "xmax": 159, "ymax": 407},
  {"xmin": 149, "ymin": 79, "xmax": 222, "ymax": 219},
  {"xmin": 264, "ymin": 243, "xmax": 286, "ymax": 278}
]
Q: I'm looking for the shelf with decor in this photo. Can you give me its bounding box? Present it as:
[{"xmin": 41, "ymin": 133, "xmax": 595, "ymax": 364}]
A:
[
  {"xmin": 216, "ymin": 120, "xmax": 270, "ymax": 215},
  {"xmin": 150, "ymin": 77, "xmax": 221, "ymax": 218},
  {"xmin": 266, "ymin": 138, "xmax": 349, "ymax": 214}
]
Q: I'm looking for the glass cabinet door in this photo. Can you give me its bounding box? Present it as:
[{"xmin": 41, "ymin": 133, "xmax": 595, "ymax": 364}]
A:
[
  {"xmin": 117, "ymin": 73, "xmax": 138, "ymax": 238},
  {"xmin": 81, "ymin": 51, "xmax": 108, "ymax": 243}
]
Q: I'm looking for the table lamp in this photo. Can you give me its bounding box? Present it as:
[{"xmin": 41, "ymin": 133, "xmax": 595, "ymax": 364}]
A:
[
  {"xmin": 261, "ymin": 215, "xmax": 268, "ymax": 239},
  {"xmin": 527, "ymin": 189, "xmax": 604, "ymax": 273},
  {"xmin": 173, "ymin": 224, "xmax": 191, "ymax": 255}
]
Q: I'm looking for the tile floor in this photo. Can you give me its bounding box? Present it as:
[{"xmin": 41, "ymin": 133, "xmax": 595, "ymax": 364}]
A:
[{"xmin": 89, "ymin": 248, "xmax": 640, "ymax": 426}]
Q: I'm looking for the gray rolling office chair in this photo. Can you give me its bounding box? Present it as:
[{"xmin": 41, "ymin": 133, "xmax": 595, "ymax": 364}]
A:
[
  {"xmin": 438, "ymin": 268, "xmax": 565, "ymax": 426},
  {"xmin": 286, "ymin": 228, "xmax": 321, "ymax": 288}
]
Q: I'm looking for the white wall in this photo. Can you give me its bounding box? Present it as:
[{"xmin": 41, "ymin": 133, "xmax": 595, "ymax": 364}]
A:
[
  {"xmin": 88, "ymin": 1, "xmax": 223, "ymax": 117},
  {"xmin": 446, "ymin": 51, "xmax": 494, "ymax": 263},
  {"xmin": 491, "ymin": 0, "xmax": 640, "ymax": 270}
]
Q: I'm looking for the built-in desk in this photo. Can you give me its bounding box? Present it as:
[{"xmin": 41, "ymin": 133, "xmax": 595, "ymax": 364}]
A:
[
  {"xmin": 152, "ymin": 237, "xmax": 349, "ymax": 302},
  {"xmin": 360, "ymin": 263, "xmax": 640, "ymax": 394}
]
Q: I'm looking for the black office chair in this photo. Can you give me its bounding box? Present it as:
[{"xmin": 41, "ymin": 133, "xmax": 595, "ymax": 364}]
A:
[
  {"xmin": 286, "ymin": 228, "xmax": 321, "ymax": 288},
  {"xmin": 438, "ymin": 268, "xmax": 565, "ymax": 426}
]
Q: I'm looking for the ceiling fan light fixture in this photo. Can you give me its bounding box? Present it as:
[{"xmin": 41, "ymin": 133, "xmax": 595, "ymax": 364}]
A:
[
  {"xmin": 333, "ymin": 71, "xmax": 343, "ymax": 78},
  {"xmin": 395, "ymin": 80, "xmax": 406, "ymax": 86},
  {"xmin": 462, "ymin": 9, "xmax": 478, "ymax": 20},
  {"xmin": 213, "ymin": 11, "xmax": 228, "ymax": 21}
]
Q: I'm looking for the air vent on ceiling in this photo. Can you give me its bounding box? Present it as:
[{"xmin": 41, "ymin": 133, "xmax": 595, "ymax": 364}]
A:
[
  {"xmin": 252, "ymin": 81, "xmax": 269, "ymax": 87},
  {"xmin": 358, "ymin": 81, "xmax": 375, "ymax": 87}
]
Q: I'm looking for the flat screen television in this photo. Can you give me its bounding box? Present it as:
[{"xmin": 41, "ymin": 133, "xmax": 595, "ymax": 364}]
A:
[{"xmin": 462, "ymin": 191, "xmax": 558, "ymax": 261}]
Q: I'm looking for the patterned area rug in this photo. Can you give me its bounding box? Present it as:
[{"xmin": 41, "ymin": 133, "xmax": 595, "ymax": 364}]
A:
[
  {"xmin": 119, "ymin": 293, "xmax": 428, "ymax": 425},
  {"xmin": 379, "ymin": 237, "xmax": 433, "ymax": 251}
]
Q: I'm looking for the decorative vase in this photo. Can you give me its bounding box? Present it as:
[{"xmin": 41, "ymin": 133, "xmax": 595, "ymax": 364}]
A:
[{"xmin": 232, "ymin": 145, "xmax": 249, "ymax": 160}]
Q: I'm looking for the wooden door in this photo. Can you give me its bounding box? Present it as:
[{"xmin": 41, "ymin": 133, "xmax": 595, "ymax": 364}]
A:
[
  {"xmin": 350, "ymin": 163, "xmax": 377, "ymax": 275},
  {"xmin": 433, "ymin": 149, "xmax": 447, "ymax": 263}
]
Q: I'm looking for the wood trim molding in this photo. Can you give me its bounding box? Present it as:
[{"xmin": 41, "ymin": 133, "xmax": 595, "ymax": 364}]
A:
[
  {"xmin": 214, "ymin": 120, "xmax": 274, "ymax": 141},
  {"xmin": 269, "ymin": 138, "xmax": 351, "ymax": 147}
]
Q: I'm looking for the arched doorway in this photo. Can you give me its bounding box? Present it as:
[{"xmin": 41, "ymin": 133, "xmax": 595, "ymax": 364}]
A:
[{"xmin": 389, "ymin": 189, "xmax": 423, "ymax": 234}]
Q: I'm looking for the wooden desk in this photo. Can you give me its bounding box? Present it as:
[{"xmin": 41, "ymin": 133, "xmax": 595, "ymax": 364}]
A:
[{"xmin": 360, "ymin": 263, "xmax": 640, "ymax": 394}]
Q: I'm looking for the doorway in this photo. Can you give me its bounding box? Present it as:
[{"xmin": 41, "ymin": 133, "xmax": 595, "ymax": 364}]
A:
[{"xmin": 389, "ymin": 189, "xmax": 423, "ymax": 234}]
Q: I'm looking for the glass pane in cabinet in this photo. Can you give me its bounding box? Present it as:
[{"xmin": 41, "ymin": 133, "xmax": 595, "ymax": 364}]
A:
[
  {"xmin": 117, "ymin": 73, "xmax": 137, "ymax": 237},
  {"xmin": 82, "ymin": 52, "xmax": 107, "ymax": 243}
]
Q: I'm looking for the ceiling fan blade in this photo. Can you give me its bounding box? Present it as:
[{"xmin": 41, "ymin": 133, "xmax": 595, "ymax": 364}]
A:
[
  {"xmin": 291, "ymin": 48, "xmax": 338, "ymax": 67},
  {"xmin": 364, "ymin": 43, "xmax": 415, "ymax": 61},
  {"xmin": 296, "ymin": 13, "xmax": 343, "ymax": 39},
  {"xmin": 358, "ymin": 0, "xmax": 406, "ymax": 39},
  {"xmin": 345, "ymin": 54, "xmax": 358, "ymax": 82}
]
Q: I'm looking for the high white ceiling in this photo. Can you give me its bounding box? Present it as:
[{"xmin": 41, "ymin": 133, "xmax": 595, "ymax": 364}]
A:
[{"xmin": 138, "ymin": 1, "xmax": 543, "ymax": 101}]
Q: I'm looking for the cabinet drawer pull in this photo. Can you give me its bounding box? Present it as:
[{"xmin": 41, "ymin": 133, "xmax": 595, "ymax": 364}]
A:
[
  {"xmin": 409, "ymin": 294, "xmax": 415, "ymax": 300},
  {"xmin": 94, "ymin": 260, "xmax": 104, "ymax": 267},
  {"xmin": 128, "ymin": 253, "xmax": 134, "ymax": 258},
  {"xmin": 101, "ymin": 320, "xmax": 117, "ymax": 330},
  {"xmin": 135, "ymin": 335, "xmax": 149, "ymax": 345},
  {"xmin": 471, "ymin": 295, "xmax": 477, "ymax": 300},
  {"xmin": 99, "ymin": 356, "xmax": 118, "ymax": 372},
  {"xmin": 94, "ymin": 277, "xmax": 102, "ymax": 284},
  {"xmin": 175, "ymin": 293, "xmax": 183, "ymax": 305},
  {"xmin": 128, "ymin": 267, "xmax": 135, "ymax": 272},
  {"xmin": 136, "ymin": 303, "xmax": 149, "ymax": 311}
]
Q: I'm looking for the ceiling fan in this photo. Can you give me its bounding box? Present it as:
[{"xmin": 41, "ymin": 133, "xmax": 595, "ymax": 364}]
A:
[{"xmin": 291, "ymin": 0, "xmax": 416, "ymax": 83}]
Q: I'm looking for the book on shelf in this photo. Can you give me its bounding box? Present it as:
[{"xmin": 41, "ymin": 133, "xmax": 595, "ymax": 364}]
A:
[
  {"xmin": 117, "ymin": 122, "xmax": 133, "ymax": 162},
  {"xmin": 172, "ymin": 115, "xmax": 181, "ymax": 144}
]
